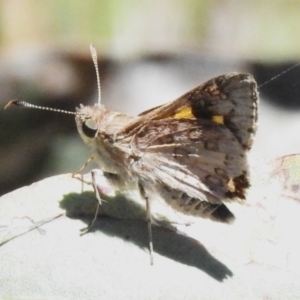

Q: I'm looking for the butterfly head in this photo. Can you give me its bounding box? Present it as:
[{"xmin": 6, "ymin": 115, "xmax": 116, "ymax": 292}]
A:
[{"xmin": 75, "ymin": 104, "xmax": 107, "ymax": 140}]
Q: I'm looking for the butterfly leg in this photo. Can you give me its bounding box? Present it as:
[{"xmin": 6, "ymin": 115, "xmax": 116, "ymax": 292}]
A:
[
  {"xmin": 80, "ymin": 170, "xmax": 103, "ymax": 235},
  {"xmin": 72, "ymin": 155, "xmax": 94, "ymax": 176},
  {"xmin": 138, "ymin": 181, "xmax": 154, "ymax": 265}
]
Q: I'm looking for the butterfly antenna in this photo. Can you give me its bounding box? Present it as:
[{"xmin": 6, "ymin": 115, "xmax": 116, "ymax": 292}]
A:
[
  {"xmin": 258, "ymin": 61, "xmax": 300, "ymax": 89},
  {"xmin": 4, "ymin": 100, "xmax": 77, "ymax": 115},
  {"xmin": 90, "ymin": 44, "xmax": 102, "ymax": 105}
]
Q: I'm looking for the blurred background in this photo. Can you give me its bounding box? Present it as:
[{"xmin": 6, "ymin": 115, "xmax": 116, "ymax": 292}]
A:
[{"xmin": 1, "ymin": 0, "xmax": 300, "ymax": 196}]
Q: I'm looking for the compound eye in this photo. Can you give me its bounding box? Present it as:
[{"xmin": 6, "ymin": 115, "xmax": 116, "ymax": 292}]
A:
[{"xmin": 82, "ymin": 118, "xmax": 98, "ymax": 138}]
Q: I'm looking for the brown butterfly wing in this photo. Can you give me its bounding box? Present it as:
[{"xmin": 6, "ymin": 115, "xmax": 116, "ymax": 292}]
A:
[{"xmin": 129, "ymin": 73, "xmax": 258, "ymax": 222}]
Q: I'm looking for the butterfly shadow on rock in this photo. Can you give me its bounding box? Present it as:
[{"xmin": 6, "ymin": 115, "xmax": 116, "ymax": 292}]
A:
[{"xmin": 60, "ymin": 191, "xmax": 233, "ymax": 282}]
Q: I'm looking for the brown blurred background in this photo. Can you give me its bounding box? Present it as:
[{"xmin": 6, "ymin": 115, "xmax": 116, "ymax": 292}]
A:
[{"xmin": 1, "ymin": 0, "xmax": 300, "ymax": 196}]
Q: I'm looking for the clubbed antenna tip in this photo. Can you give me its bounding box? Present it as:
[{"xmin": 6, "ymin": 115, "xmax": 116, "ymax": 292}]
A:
[{"xmin": 4, "ymin": 100, "xmax": 23, "ymax": 109}]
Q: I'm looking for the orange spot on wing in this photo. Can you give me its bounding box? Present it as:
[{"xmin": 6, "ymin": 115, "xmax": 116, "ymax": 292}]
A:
[
  {"xmin": 212, "ymin": 115, "xmax": 224, "ymax": 124},
  {"xmin": 173, "ymin": 106, "xmax": 195, "ymax": 119}
]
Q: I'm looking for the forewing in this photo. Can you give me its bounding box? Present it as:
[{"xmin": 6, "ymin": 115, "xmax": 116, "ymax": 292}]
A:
[{"xmin": 124, "ymin": 72, "xmax": 258, "ymax": 151}]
